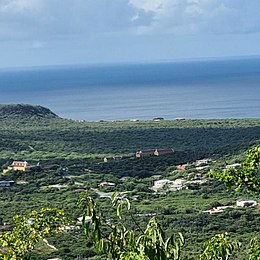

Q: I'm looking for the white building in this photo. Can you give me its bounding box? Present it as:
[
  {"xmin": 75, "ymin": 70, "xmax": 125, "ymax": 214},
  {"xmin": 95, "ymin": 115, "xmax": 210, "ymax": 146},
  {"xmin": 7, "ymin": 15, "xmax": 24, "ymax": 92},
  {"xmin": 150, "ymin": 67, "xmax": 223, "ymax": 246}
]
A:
[
  {"xmin": 0, "ymin": 181, "xmax": 15, "ymax": 187},
  {"xmin": 236, "ymin": 200, "xmax": 257, "ymax": 207},
  {"xmin": 196, "ymin": 159, "xmax": 211, "ymax": 166},
  {"xmin": 153, "ymin": 179, "xmax": 172, "ymax": 189},
  {"xmin": 151, "ymin": 179, "xmax": 185, "ymax": 192}
]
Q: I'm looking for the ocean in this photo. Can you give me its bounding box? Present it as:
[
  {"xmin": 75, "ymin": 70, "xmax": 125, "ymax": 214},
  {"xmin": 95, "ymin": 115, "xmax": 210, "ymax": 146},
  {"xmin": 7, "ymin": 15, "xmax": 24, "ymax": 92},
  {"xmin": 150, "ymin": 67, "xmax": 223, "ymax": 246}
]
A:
[{"xmin": 0, "ymin": 57, "xmax": 260, "ymax": 121}]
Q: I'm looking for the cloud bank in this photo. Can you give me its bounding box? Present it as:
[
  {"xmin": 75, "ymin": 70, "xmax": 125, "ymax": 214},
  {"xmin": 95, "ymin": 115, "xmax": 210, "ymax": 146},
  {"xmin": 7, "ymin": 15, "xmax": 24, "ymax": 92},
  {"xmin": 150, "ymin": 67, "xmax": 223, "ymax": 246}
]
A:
[
  {"xmin": 1, "ymin": 0, "xmax": 260, "ymax": 43},
  {"xmin": 0, "ymin": 0, "xmax": 150, "ymax": 41},
  {"xmin": 0, "ymin": 0, "xmax": 260, "ymax": 67},
  {"xmin": 130, "ymin": 0, "xmax": 260, "ymax": 34}
]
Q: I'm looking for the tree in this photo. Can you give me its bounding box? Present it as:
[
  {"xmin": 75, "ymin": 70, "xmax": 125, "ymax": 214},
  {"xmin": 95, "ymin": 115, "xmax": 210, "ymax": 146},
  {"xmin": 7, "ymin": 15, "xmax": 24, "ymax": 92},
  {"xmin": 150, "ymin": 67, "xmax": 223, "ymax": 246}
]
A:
[
  {"xmin": 1, "ymin": 146, "xmax": 259, "ymax": 259},
  {"xmin": 249, "ymin": 237, "xmax": 260, "ymax": 260},
  {"xmin": 77, "ymin": 147, "xmax": 260, "ymax": 259},
  {"xmin": 0, "ymin": 208, "xmax": 68, "ymax": 260},
  {"xmin": 199, "ymin": 233, "xmax": 240, "ymax": 260},
  {"xmin": 78, "ymin": 192, "xmax": 184, "ymax": 260},
  {"xmin": 208, "ymin": 146, "xmax": 260, "ymax": 259},
  {"xmin": 209, "ymin": 146, "xmax": 260, "ymax": 192}
]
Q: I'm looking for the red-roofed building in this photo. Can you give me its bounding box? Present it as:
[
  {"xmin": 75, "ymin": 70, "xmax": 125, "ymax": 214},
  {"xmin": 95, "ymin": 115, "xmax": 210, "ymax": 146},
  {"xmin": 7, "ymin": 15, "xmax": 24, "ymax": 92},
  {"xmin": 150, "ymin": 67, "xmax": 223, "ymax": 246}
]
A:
[
  {"xmin": 136, "ymin": 150, "xmax": 156, "ymax": 158},
  {"xmin": 176, "ymin": 165, "xmax": 186, "ymax": 171},
  {"xmin": 9, "ymin": 161, "xmax": 31, "ymax": 171},
  {"xmin": 154, "ymin": 149, "xmax": 174, "ymax": 156}
]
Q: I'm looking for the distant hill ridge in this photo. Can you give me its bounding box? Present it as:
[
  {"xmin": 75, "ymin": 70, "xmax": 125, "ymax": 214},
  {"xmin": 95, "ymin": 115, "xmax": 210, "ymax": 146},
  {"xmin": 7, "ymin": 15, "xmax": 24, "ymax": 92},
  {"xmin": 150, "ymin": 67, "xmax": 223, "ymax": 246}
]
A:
[{"xmin": 0, "ymin": 104, "xmax": 58, "ymax": 118}]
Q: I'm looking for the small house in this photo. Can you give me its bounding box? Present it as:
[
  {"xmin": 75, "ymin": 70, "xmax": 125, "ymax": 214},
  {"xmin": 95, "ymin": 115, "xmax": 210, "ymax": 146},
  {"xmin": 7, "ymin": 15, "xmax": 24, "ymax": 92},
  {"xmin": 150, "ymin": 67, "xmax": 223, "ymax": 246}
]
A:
[
  {"xmin": 236, "ymin": 200, "xmax": 257, "ymax": 207},
  {"xmin": 99, "ymin": 182, "xmax": 116, "ymax": 187},
  {"xmin": 153, "ymin": 179, "xmax": 172, "ymax": 189},
  {"xmin": 0, "ymin": 181, "xmax": 15, "ymax": 187},
  {"xmin": 176, "ymin": 165, "xmax": 186, "ymax": 171},
  {"xmin": 176, "ymin": 117, "xmax": 185, "ymax": 121},
  {"xmin": 153, "ymin": 117, "xmax": 164, "ymax": 121},
  {"xmin": 195, "ymin": 159, "xmax": 211, "ymax": 166},
  {"xmin": 203, "ymin": 206, "xmax": 233, "ymax": 214},
  {"xmin": 9, "ymin": 161, "xmax": 31, "ymax": 171}
]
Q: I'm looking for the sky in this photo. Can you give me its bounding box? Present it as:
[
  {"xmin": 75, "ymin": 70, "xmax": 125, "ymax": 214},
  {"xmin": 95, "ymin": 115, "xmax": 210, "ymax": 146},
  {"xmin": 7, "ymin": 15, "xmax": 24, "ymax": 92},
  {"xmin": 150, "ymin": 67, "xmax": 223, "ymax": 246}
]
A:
[{"xmin": 1, "ymin": 0, "xmax": 260, "ymax": 68}]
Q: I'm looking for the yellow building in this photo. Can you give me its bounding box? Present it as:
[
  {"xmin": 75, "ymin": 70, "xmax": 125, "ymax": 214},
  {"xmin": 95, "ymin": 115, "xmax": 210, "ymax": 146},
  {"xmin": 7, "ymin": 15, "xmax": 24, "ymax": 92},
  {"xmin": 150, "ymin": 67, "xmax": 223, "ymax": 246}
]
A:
[{"xmin": 7, "ymin": 161, "xmax": 31, "ymax": 172}]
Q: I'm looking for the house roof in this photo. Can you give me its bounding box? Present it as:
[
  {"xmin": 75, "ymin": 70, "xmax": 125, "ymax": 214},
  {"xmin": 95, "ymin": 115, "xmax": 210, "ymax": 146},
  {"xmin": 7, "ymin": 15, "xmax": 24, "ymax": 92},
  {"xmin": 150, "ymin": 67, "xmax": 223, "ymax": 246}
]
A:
[
  {"xmin": 11, "ymin": 161, "xmax": 30, "ymax": 167},
  {"xmin": 137, "ymin": 149, "xmax": 156, "ymax": 154},
  {"xmin": 99, "ymin": 181, "xmax": 116, "ymax": 186},
  {"xmin": 177, "ymin": 165, "xmax": 186, "ymax": 170}
]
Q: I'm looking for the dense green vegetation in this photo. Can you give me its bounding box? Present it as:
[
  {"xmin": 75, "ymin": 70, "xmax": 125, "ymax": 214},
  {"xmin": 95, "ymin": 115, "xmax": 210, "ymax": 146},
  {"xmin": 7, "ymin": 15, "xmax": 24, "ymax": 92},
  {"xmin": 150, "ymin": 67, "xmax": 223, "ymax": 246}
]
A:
[
  {"xmin": 0, "ymin": 208, "xmax": 68, "ymax": 259},
  {"xmin": 0, "ymin": 104, "xmax": 58, "ymax": 119},
  {"xmin": 0, "ymin": 105, "xmax": 260, "ymax": 160},
  {"xmin": 0, "ymin": 104, "xmax": 260, "ymax": 259}
]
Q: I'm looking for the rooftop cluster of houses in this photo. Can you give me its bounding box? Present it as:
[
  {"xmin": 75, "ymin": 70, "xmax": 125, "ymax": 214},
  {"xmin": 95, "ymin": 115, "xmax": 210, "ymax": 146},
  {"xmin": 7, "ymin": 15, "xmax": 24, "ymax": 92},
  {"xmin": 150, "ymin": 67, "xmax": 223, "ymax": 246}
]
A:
[
  {"xmin": 150, "ymin": 175, "xmax": 207, "ymax": 194},
  {"xmin": 151, "ymin": 178, "xmax": 186, "ymax": 193}
]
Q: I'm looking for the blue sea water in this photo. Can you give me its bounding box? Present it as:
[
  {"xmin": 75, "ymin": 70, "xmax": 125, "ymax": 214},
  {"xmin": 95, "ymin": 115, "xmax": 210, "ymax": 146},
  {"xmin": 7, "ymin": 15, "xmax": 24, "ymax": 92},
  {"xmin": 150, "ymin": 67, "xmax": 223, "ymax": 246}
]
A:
[{"xmin": 0, "ymin": 57, "xmax": 260, "ymax": 121}]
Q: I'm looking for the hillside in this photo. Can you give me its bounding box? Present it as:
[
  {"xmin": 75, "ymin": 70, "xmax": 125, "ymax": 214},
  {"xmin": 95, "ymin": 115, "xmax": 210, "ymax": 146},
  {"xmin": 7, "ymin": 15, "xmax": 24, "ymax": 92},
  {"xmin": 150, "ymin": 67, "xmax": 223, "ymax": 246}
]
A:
[
  {"xmin": 0, "ymin": 104, "xmax": 260, "ymax": 259},
  {"xmin": 0, "ymin": 104, "xmax": 59, "ymax": 119},
  {"xmin": 0, "ymin": 106, "xmax": 259, "ymax": 163}
]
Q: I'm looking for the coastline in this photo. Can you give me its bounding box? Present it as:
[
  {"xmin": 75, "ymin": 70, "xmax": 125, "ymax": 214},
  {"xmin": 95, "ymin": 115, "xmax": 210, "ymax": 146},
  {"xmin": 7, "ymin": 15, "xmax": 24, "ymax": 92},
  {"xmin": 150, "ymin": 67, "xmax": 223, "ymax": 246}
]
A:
[{"xmin": 0, "ymin": 58, "xmax": 260, "ymax": 121}]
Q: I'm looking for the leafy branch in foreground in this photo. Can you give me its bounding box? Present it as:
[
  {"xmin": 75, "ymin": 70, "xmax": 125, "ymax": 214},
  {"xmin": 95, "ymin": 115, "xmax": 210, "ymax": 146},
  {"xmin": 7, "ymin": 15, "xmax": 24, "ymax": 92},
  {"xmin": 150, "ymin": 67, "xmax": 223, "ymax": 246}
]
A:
[
  {"xmin": 249, "ymin": 237, "xmax": 260, "ymax": 260},
  {"xmin": 78, "ymin": 192, "xmax": 184, "ymax": 260},
  {"xmin": 0, "ymin": 208, "xmax": 68, "ymax": 260},
  {"xmin": 199, "ymin": 233, "xmax": 241, "ymax": 260},
  {"xmin": 209, "ymin": 146, "xmax": 260, "ymax": 192}
]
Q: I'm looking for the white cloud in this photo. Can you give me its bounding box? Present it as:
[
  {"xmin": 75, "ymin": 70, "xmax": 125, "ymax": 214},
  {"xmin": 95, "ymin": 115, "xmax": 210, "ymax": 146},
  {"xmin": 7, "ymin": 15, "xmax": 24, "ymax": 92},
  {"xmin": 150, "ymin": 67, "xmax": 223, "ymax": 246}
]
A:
[
  {"xmin": 129, "ymin": 0, "xmax": 163, "ymax": 12},
  {"xmin": 0, "ymin": 1, "xmax": 168, "ymax": 40},
  {"xmin": 0, "ymin": 0, "xmax": 260, "ymax": 44},
  {"xmin": 0, "ymin": 0, "xmax": 41, "ymax": 13},
  {"xmin": 0, "ymin": 0, "xmax": 149, "ymax": 41},
  {"xmin": 130, "ymin": 0, "xmax": 260, "ymax": 34}
]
